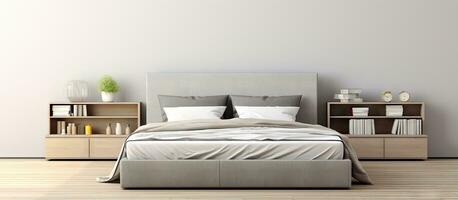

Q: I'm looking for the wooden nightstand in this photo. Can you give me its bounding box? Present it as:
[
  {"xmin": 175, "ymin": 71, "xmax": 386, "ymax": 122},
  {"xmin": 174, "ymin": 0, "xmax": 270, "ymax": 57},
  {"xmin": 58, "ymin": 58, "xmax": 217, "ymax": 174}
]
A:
[
  {"xmin": 327, "ymin": 102, "xmax": 427, "ymax": 160},
  {"xmin": 45, "ymin": 102, "xmax": 140, "ymax": 160}
]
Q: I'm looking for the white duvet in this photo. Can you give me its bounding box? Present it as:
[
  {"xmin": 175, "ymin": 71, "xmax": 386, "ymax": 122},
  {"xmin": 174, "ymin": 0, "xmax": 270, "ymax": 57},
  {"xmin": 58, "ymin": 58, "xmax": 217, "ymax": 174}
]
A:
[
  {"xmin": 126, "ymin": 127, "xmax": 343, "ymax": 160},
  {"xmin": 127, "ymin": 127, "xmax": 342, "ymax": 141}
]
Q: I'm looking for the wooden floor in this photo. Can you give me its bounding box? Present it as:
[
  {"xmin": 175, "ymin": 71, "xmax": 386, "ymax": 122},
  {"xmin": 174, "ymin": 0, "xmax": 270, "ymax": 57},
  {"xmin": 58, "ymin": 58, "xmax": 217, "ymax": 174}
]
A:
[{"xmin": 0, "ymin": 159, "xmax": 457, "ymax": 200}]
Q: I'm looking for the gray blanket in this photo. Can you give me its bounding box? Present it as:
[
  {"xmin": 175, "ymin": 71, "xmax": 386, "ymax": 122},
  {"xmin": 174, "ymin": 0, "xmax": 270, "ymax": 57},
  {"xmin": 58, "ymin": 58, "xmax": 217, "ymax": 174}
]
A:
[{"xmin": 97, "ymin": 118, "xmax": 372, "ymax": 184}]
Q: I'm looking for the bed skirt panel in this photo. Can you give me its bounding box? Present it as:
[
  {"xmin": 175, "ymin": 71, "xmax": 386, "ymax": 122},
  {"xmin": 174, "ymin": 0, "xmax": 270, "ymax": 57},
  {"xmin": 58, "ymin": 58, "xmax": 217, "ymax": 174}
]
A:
[{"xmin": 120, "ymin": 159, "xmax": 351, "ymax": 189}]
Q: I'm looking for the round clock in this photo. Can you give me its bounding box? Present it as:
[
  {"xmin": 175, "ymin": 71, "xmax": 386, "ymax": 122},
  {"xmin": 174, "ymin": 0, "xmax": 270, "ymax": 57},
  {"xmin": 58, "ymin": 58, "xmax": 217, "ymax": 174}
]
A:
[
  {"xmin": 399, "ymin": 91, "xmax": 410, "ymax": 102},
  {"xmin": 382, "ymin": 91, "xmax": 393, "ymax": 102}
]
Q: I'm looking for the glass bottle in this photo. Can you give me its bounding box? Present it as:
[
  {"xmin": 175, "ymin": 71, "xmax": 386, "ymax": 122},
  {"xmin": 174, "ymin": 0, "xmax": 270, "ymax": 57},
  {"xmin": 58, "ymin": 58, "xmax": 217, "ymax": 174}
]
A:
[
  {"xmin": 106, "ymin": 123, "xmax": 112, "ymax": 135},
  {"xmin": 125, "ymin": 124, "xmax": 131, "ymax": 135}
]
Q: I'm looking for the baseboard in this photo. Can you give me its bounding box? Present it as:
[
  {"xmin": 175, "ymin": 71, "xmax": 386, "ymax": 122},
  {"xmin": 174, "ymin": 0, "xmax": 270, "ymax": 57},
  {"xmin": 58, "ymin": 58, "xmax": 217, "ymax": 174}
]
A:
[
  {"xmin": 1, "ymin": 157, "xmax": 458, "ymax": 159},
  {"xmin": 428, "ymin": 157, "xmax": 458, "ymax": 159},
  {"xmin": 0, "ymin": 157, "xmax": 45, "ymax": 159}
]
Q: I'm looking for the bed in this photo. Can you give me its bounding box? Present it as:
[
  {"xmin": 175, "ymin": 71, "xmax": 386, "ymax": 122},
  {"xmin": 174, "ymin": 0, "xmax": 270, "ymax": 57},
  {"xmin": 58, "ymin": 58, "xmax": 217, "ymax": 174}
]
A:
[{"xmin": 98, "ymin": 73, "xmax": 371, "ymax": 188}]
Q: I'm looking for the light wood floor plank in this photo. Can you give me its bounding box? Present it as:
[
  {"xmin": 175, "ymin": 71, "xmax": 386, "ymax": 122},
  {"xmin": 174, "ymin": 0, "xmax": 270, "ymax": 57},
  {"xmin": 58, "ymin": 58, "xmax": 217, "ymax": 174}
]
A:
[{"xmin": 0, "ymin": 159, "xmax": 457, "ymax": 199}]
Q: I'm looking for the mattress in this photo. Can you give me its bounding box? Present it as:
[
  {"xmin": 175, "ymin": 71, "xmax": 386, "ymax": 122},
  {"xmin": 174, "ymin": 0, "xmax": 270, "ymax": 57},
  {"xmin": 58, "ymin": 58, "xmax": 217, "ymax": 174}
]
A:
[{"xmin": 126, "ymin": 140, "xmax": 344, "ymax": 160}]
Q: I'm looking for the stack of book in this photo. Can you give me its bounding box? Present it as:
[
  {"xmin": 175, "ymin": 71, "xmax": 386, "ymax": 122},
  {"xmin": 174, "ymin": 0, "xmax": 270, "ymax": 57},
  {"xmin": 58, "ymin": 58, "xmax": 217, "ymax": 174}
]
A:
[
  {"xmin": 391, "ymin": 119, "xmax": 422, "ymax": 135},
  {"xmin": 334, "ymin": 89, "xmax": 363, "ymax": 103},
  {"xmin": 73, "ymin": 105, "xmax": 88, "ymax": 116},
  {"xmin": 52, "ymin": 105, "xmax": 71, "ymax": 117},
  {"xmin": 386, "ymin": 105, "xmax": 403, "ymax": 117},
  {"xmin": 349, "ymin": 119, "xmax": 375, "ymax": 135},
  {"xmin": 352, "ymin": 107, "xmax": 369, "ymax": 116}
]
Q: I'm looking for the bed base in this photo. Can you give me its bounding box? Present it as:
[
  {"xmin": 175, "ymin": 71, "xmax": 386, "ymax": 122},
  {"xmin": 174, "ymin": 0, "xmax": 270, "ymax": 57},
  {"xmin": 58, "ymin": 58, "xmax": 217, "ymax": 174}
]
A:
[{"xmin": 120, "ymin": 159, "xmax": 351, "ymax": 189}]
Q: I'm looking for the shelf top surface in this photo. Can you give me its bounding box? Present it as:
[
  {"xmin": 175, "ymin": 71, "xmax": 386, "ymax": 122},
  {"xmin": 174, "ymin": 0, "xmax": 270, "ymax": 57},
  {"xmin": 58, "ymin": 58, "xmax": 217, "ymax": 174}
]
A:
[
  {"xmin": 346, "ymin": 134, "xmax": 427, "ymax": 138},
  {"xmin": 328, "ymin": 101, "xmax": 424, "ymax": 105},
  {"xmin": 50, "ymin": 102, "xmax": 140, "ymax": 105},
  {"xmin": 330, "ymin": 116, "xmax": 423, "ymax": 118},
  {"xmin": 50, "ymin": 116, "xmax": 138, "ymax": 118},
  {"xmin": 46, "ymin": 134, "xmax": 129, "ymax": 138}
]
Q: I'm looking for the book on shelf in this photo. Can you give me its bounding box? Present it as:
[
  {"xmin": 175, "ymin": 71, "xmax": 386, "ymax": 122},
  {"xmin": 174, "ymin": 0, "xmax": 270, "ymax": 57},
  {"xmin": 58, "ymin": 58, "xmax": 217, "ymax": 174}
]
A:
[
  {"xmin": 339, "ymin": 98, "xmax": 363, "ymax": 103},
  {"xmin": 52, "ymin": 105, "xmax": 71, "ymax": 116},
  {"xmin": 52, "ymin": 105, "xmax": 71, "ymax": 110},
  {"xmin": 83, "ymin": 105, "xmax": 88, "ymax": 116},
  {"xmin": 52, "ymin": 112, "xmax": 70, "ymax": 116},
  {"xmin": 391, "ymin": 119, "xmax": 422, "ymax": 135},
  {"xmin": 79, "ymin": 105, "xmax": 83, "ymax": 116},
  {"xmin": 340, "ymin": 89, "xmax": 362, "ymax": 95},
  {"xmin": 386, "ymin": 105, "xmax": 403, "ymax": 117},
  {"xmin": 56, "ymin": 121, "xmax": 66, "ymax": 134},
  {"xmin": 349, "ymin": 119, "xmax": 375, "ymax": 135},
  {"xmin": 335, "ymin": 88, "xmax": 363, "ymax": 103},
  {"xmin": 334, "ymin": 94, "xmax": 358, "ymax": 99},
  {"xmin": 72, "ymin": 104, "xmax": 88, "ymax": 116},
  {"xmin": 73, "ymin": 105, "xmax": 78, "ymax": 116},
  {"xmin": 57, "ymin": 121, "xmax": 62, "ymax": 134}
]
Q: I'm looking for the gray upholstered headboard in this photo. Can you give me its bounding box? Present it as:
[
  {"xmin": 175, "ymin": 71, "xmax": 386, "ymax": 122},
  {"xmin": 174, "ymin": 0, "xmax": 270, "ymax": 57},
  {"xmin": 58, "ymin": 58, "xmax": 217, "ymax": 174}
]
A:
[{"xmin": 146, "ymin": 73, "xmax": 317, "ymax": 124}]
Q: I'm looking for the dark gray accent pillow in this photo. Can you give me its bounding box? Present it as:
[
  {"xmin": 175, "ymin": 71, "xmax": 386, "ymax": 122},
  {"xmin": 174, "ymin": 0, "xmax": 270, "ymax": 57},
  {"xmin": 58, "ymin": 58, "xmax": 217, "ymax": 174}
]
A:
[
  {"xmin": 229, "ymin": 95, "xmax": 302, "ymax": 117},
  {"xmin": 158, "ymin": 95, "xmax": 229, "ymax": 121}
]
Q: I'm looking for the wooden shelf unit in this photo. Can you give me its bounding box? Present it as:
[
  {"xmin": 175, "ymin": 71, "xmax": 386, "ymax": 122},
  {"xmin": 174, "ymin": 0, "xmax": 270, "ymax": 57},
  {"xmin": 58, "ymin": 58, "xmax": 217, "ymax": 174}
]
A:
[
  {"xmin": 50, "ymin": 116, "xmax": 139, "ymax": 119},
  {"xmin": 329, "ymin": 116, "xmax": 422, "ymax": 119},
  {"xmin": 45, "ymin": 102, "xmax": 140, "ymax": 160},
  {"xmin": 327, "ymin": 102, "xmax": 427, "ymax": 160}
]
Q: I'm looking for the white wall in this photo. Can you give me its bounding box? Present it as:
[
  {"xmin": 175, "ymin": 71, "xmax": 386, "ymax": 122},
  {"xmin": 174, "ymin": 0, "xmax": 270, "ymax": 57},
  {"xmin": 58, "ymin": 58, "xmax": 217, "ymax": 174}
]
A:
[{"xmin": 1, "ymin": 0, "xmax": 457, "ymax": 157}]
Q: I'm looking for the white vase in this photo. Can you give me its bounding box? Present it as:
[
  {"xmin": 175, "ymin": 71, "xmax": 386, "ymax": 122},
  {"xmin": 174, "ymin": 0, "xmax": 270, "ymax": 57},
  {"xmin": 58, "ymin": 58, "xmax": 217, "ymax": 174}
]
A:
[
  {"xmin": 67, "ymin": 80, "xmax": 88, "ymax": 102},
  {"xmin": 125, "ymin": 124, "xmax": 131, "ymax": 135},
  {"xmin": 101, "ymin": 92, "xmax": 114, "ymax": 102},
  {"xmin": 115, "ymin": 123, "xmax": 122, "ymax": 135}
]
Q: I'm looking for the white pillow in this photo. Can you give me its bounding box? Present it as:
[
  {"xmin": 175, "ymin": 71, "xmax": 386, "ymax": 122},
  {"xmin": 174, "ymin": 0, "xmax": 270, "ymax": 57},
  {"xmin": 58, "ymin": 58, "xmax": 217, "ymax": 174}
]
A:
[
  {"xmin": 234, "ymin": 106, "xmax": 300, "ymax": 121},
  {"xmin": 163, "ymin": 106, "xmax": 227, "ymax": 122}
]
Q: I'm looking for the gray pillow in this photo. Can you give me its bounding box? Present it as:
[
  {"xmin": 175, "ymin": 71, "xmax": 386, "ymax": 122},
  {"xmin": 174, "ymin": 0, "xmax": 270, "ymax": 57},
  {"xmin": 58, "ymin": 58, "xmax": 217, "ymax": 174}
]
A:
[
  {"xmin": 229, "ymin": 95, "xmax": 302, "ymax": 117},
  {"xmin": 158, "ymin": 95, "xmax": 229, "ymax": 121}
]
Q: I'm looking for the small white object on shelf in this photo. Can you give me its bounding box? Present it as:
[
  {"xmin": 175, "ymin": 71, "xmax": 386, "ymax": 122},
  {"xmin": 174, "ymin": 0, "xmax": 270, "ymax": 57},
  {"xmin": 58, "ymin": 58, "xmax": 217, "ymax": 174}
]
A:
[
  {"xmin": 52, "ymin": 105, "xmax": 71, "ymax": 117},
  {"xmin": 386, "ymin": 105, "xmax": 403, "ymax": 117},
  {"xmin": 62, "ymin": 121, "xmax": 66, "ymax": 133},
  {"xmin": 83, "ymin": 105, "xmax": 88, "ymax": 116},
  {"xmin": 339, "ymin": 98, "xmax": 363, "ymax": 103},
  {"xmin": 67, "ymin": 80, "xmax": 88, "ymax": 102},
  {"xmin": 334, "ymin": 88, "xmax": 363, "ymax": 103},
  {"xmin": 101, "ymin": 92, "xmax": 115, "ymax": 102},
  {"xmin": 115, "ymin": 123, "xmax": 122, "ymax": 135},
  {"xmin": 334, "ymin": 94, "xmax": 358, "ymax": 99},
  {"xmin": 71, "ymin": 123, "xmax": 77, "ymax": 135},
  {"xmin": 352, "ymin": 107, "xmax": 369, "ymax": 116},
  {"xmin": 125, "ymin": 124, "xmax": 131, "ymax": 135},
  {"xmin": 340, "ymin": 89, "xmax": 362, "ymax": 94},
  {"xmin": 399, "ymin": 91, "xmax": 410, "ymax": 102},
  {"xmin": 106, "ymin": 123, "xmax": 112, "ymax": 135},
  {"xmin": 382, "ymin": 91, "xmax": 393, "ymax": 102},
  {"xmin": 61, "ymin": 121, "xmax": 66, "ymax": 134}
]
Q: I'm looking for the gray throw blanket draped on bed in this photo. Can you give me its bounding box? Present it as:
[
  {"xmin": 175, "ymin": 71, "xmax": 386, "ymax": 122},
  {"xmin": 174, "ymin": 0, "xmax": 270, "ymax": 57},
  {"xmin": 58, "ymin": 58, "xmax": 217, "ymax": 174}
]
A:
[{"xmin": 97, "ymin": 118, "xmax": 373, "ymax": 184}]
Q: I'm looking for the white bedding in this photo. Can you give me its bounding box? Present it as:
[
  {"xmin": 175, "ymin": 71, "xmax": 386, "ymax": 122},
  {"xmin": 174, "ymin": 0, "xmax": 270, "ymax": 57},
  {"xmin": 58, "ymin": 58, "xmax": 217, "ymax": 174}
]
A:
[
  {"xmin": 125, "ymin": 127, "xmax": 344, "ymax": 161},
  {"xmin": 234, "ymin": 106, "xmax": 300, "ymax": 121},
  {"xmin": 126, "ymin": 140, "xmax": 343, "ymax": 160}
]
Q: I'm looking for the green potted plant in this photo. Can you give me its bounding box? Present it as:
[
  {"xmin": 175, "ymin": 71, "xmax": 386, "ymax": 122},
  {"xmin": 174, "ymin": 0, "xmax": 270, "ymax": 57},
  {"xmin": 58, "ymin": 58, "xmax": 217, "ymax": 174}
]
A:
[{"xmin": 98, "ymin": 75, "xmax": 119, "ymax": 102}]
